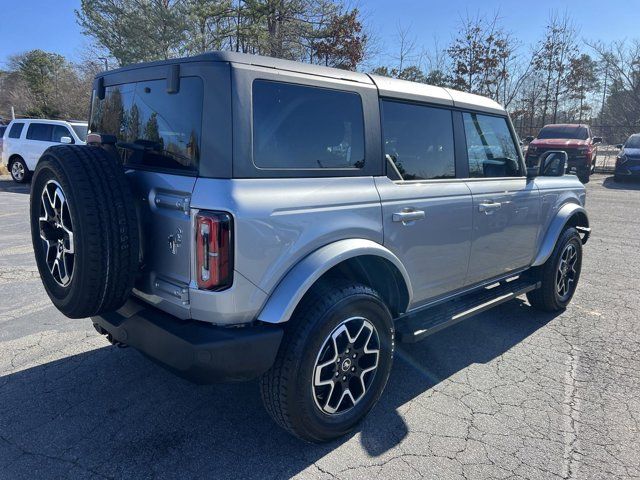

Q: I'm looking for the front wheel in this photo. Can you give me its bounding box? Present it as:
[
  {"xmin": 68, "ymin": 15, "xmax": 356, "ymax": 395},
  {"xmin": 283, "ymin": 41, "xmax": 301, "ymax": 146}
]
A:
[
  {"xmin": 260, "ymin": 281, "xmax": 394, "ymax": 442},
  {"xmin": 578, "ymin": 170, "xmax": 590, "ymax": 183},
  {"xmin": 527, "ymin": 227, "xmax": 583, "ymax": 312}
]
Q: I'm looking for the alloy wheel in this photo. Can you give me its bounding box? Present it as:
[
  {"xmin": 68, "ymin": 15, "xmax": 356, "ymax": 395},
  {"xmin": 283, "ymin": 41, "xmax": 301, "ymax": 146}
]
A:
[
  {"xmin": 556, "ymin": 243, "xmax": 577, "ymax": 300},
  {"xmin": 312, "ymin": 316, "xmax": 380, "ymax": 415},
  {"xmin": 11, "ymin": 161, "xmax": 25, "ymax": 182},
  {"xmin": 39, "ymin": 180, "xmax": 75, "ymax": 287}
]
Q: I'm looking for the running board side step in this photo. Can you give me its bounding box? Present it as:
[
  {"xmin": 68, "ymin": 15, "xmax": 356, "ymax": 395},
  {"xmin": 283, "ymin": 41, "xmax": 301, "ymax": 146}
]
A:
[{"xmin": 396, "ymin": 277, "xmax": 541, "ymax": 343}]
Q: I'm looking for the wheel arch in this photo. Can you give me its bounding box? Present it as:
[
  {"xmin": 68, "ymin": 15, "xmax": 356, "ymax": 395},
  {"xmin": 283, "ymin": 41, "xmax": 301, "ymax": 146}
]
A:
[
  {"xmin": 532, "ymin": 203, "xmax": 589, "ymax": 267},
  {"xmin": 8, "ymin": 153, "xmax": 25, "ymax": 165},
  {"xmin": 257, "ymin": 239, "xmax": 413, "ymax": 324}
]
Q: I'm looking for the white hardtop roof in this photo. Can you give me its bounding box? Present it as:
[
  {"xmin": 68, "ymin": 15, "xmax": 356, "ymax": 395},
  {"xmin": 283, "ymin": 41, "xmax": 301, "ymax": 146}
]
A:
[
  {"xmin": 11, "ymin": 118, "xmax": 87, "ymax": 126},
  {"xmin": 369, "ymin": 74, "xmax": 506, "ymax": 115},
  {"xmin": 101, "ymin": 51, "xmax": 507, "ymax": 115}
]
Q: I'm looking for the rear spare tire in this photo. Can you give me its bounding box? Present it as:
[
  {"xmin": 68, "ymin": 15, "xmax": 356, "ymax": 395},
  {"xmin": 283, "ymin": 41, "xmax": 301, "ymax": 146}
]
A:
[{"xmin": 30, "ymin": 145, "xmax": 139, "ymax": 318}]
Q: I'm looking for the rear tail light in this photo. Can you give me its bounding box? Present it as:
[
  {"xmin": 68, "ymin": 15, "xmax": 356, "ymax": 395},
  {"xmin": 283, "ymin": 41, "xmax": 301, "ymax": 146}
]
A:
[{"xmin": 195, "ymin": 211, "xmax": 232, "ymax": 290}]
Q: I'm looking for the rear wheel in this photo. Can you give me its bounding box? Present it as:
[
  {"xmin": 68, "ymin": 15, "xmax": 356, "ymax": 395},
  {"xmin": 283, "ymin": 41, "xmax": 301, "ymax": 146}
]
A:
[
  {"xmin": 9, "ymin": 157, "xmax": 29, "ymax": 183},
  {"xmin": 30, "ymin": 145, "xmax": 139, "ymax": 318},
  {"xmin": 260, "ymin": 281, "xmax": 394, "ymax": 442},
  {"xmin": 527, "ymin": 227, "xmax": 582, "ymax": 312}
]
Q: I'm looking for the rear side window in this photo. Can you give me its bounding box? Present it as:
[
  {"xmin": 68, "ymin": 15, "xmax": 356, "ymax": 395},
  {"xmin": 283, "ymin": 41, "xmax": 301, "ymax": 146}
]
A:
[
  {"xmin": 462, "ymin": 113, "xmax": 521, "ymax": 178},
  {"xmin": 90, "ymin": 77, "xmax": 203, "ymax": 172},
  {"xmin": 26, "ymin": 123, "xmax": 54, "ymax": 141},
  {"xmin": 252, "ymin": 80, "xmax": 365, "ymax": 170},
  {"xmin": 382, "ymin": 100, "xmax": 455, "ymax": 181},
  {"xmin": 8, "ymin": 122, "xmax": 25, "ymax": 139}
]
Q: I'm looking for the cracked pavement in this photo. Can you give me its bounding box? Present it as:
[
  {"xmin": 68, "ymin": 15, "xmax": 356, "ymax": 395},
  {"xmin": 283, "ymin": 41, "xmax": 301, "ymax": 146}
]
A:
[{"xmin": 0, "ymin": 174, "xmax": 639, "ymax": 479}]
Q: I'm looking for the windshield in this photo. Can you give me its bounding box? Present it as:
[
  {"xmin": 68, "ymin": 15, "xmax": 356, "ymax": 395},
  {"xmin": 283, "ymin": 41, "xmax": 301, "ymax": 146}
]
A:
[
  {"xmin": 625, "ymin": 135, "xmax": 640, "ymax": 149},
  {"xmin": 537, "ymin": 125, "xmax": 588, "ymax": 140},
  {"xmin": 71, "ymin": 124, "xmax": 88, "ymax": 141}
]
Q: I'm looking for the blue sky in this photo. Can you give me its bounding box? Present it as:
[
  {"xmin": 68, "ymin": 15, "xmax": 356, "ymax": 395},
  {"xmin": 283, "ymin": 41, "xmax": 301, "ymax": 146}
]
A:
[{"xmin": 0, "ymin": 0, "xmax": 637, "ymax": 68}]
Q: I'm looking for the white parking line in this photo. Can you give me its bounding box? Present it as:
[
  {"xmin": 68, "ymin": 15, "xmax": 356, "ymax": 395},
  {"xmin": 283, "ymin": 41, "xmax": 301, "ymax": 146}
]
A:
[{"xmin": 0, "ymin": 245, "xmax": 33, "ymax": 256}]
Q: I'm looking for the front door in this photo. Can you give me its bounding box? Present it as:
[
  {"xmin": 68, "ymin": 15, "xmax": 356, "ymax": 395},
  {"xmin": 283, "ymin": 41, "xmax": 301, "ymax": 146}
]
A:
[
  {"xmin": 460, "ymin": 112, "xmax": 541, "ymax": 285},
  {"xmin": 376, "ymin": 100, "xmax": 473, "ymax": 307}
]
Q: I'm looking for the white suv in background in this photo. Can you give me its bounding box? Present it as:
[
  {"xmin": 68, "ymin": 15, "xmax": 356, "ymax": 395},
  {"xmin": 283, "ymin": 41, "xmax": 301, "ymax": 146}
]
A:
[{"xmin": 1, "ymin": 119, "xmax": 87, "ymax": 183}]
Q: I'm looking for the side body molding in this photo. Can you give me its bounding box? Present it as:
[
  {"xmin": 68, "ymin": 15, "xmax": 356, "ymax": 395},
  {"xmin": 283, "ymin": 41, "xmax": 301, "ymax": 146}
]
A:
[
  {"xmin": 257, "ymin": 239, "xmax": 413, "ymax": 324},
  {"xmin": 532, "ymin": 203, "xmax": 589, "ymax": 267}
]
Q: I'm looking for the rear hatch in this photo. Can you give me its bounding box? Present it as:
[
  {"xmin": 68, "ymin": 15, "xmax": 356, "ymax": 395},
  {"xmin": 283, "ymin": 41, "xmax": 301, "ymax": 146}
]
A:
[
  {"xmin": 89, "ymin": 74, "xmax": 205, "ymax": 318},
  {"xmin": 127, "ymin": 170, "xmax": 196, "ymax": 317}
]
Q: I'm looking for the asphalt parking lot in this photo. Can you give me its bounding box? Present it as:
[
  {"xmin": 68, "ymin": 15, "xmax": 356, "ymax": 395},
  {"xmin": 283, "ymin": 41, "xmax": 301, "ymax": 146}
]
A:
[{"xmin": 1, "ymin": 174, "xmax": 639, "ymax": 480}]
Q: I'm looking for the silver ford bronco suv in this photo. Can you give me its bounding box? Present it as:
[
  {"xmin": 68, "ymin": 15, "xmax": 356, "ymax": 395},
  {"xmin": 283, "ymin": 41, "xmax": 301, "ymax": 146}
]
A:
[{"xmin": 30, "ymin": 52, "xmax": 590, "ymax": 442}]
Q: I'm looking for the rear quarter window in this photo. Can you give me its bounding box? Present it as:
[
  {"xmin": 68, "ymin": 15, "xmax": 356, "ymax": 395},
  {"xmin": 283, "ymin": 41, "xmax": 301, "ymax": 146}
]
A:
[
  {"xmin": 8, "ymin": 122, "xmax": 25, "ymax": 139},
  {"xmin": 252, "ymin": 80, "xmax": 365, "ymax": 170},
  {"xmin": 90, "ymin": 77, "xmax": 203, "ymax": 172}
]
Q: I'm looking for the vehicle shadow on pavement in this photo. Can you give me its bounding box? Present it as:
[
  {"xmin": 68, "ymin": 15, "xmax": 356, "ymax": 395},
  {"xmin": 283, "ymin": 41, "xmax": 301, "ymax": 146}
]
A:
[
  {"xmin": 602, "ymin": 176, "xmax": 640, "ymax": 190},
  {"xmin": 0, "ymin": 299, "xmax": 559, "ymax": 479},
  {"xmin": 0, "ymin": 177, "xmax": 30, "ymax": 195}
]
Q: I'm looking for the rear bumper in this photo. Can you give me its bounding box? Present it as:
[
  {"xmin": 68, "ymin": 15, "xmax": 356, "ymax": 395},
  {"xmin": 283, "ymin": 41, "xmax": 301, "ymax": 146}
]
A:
[{"xmin": 92, "ymin": 299, "xmax": 283, "ymax": 384}]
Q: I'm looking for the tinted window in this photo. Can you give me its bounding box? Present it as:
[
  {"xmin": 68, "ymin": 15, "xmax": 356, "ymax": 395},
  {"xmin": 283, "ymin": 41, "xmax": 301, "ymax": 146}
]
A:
[
  {"xmin": 252, "ymin": 80, "xmax": 365, "ymax": 169},
  {"xmin": 0, "ymin": 126, "xmax": 6, "ymax": 137},
  {"xmin": 8, "ymin": 122, "xmax": 24, "ymax": 139},
  {"xmin": 463, "ymin": 113, "xmax": 521, "ymax": 178},
  {"xmin": 90, "ymin": 77, "xmax": 203, "ymax": 171},
  {"xmin": 382, "ymin": 101, "xmax": 455, "ymax": 180},
  {"xmin": 52, "ymin": 125, "xmax": 73, "ymax": 143},
  {"xmin": 71, "ymin": 124, "xmax": 88, "ymax": 141},
  {"xmin": 537, "ymin": 125, "xmax": 588, "ymax": 140},
  {"xmin": 26, "ymin": 123, "xmax": 54, "ymax": 141}
]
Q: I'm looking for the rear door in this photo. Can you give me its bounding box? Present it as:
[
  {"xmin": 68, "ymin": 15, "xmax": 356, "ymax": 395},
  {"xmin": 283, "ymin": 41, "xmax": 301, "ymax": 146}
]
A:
[
  {"xmin": 461, "ymin": 112, "xmax": 541, "ymax": 285},
  {"xmin": 89, "ymin": 71, "xmax": 207, "ymax": 317},
  {"xmin": 376, "ymin": 100, "xmax": 473, "ymax": 306}
]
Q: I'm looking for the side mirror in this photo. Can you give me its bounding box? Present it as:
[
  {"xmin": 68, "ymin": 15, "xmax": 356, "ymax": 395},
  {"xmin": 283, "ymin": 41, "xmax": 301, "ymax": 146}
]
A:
[
  {"xmin": 615, "ymin": 143, "xmax": 623, "ymax": 149},
  {"xmin": 540, "ymin": 150, "xmax": 568, "ymax": 177},
  {"xmin": 526, "ymin": 166, "xmax": 539, "ymax": 179},
  {"xmin": 592, "ymin": 136, "xmax": 603, "ymax": 144},
  {"xmin": 60, "ymin": 136, "xmax": 72, "ymax": 144},
  {"xmin": 525, "ymin": 136, "xmax": 534, "ymax": 143}
]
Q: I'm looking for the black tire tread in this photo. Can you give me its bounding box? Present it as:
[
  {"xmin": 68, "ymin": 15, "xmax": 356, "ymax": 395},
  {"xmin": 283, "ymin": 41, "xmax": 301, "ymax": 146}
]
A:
[{"xmin": 31, "ymin": 145, "xmax": 139, "ymax": 318}]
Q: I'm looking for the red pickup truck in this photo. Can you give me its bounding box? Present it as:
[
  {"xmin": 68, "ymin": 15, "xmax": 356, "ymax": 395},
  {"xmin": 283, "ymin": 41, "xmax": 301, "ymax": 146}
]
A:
[{"xmin": 525, "ymin": 124, "xmax": 602, "ymax": 183}]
